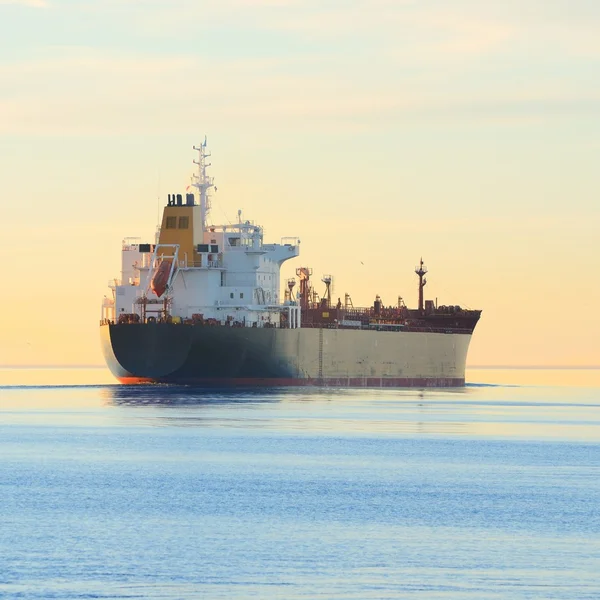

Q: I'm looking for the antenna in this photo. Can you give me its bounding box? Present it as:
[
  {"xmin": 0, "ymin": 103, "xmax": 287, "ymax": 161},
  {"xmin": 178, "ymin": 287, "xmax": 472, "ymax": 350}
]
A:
[
  {"xmin": 192, "ymin": 137, "xmax": 215, "ymax": 233},
  {"xmin": 156, "ymin": 170, "xmax": 161, "ymax": 230},
  {"xmin": 155, "ymin": 170, "xmax": 162, "ymax": 244}
]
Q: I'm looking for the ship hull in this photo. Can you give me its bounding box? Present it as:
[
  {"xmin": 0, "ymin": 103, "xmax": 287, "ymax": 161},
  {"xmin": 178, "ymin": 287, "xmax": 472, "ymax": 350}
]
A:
[{"xmin": 101, "ymin": 323, "xmax": 471, "ymax": 387}]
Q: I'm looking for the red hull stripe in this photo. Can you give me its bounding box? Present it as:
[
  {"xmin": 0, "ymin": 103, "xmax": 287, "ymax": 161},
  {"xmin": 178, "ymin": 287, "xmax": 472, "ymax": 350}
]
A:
[{"xmin": 117, "ymin": 376, "xmax": 465, "ymax": 388}]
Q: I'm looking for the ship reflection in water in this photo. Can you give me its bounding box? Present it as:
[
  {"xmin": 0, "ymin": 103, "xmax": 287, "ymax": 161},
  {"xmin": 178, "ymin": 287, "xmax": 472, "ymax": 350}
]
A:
[
  {"xmin": 100, "ymin": 384, "xmax": 506, "ymax": 438},
  {"xmin": 104, "ymin": 384, "xmax": 287, "ymax": 407},
  {"xmin": 98, "ymin": 374, "xmax": 600, "ymax": 441}
]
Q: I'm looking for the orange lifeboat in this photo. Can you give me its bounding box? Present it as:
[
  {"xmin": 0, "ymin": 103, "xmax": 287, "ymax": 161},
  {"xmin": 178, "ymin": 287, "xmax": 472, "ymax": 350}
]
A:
[{"xmin": 150, "ymin": 260, "xmax": 172, "ymax": 298}]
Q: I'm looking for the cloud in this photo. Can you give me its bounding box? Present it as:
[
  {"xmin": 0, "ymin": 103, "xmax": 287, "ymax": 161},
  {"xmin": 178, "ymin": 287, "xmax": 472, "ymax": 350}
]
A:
[
  {"xmin": 0, "ymin": 49, "xmax": 407, "ymax": 134},
  {"xmin": 67, "ymin": 0, "xmax": 600, "ymax": 67},
  {"xmin": 0, "ymin": 0, "xmax": 47, "ymax": 6},
  {"xmin": 0, "ymin": 46, "xmax": 598, "ymax": 137},
  {"xmin": 1, "ymin": 0, "xmax": 599, "ymax": 136}
]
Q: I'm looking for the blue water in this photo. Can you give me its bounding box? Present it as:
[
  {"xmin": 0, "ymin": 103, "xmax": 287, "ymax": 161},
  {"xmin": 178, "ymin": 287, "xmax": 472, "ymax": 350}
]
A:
[{"xmin": 1, "ymin": 368, "xmax": 600, "ymax": 599}]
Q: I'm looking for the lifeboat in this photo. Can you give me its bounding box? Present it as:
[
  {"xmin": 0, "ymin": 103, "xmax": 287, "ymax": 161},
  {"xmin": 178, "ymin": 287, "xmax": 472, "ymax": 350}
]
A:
[{"xmin": 150, "ymin": 260, "xmax": 172, "ymax": 298}]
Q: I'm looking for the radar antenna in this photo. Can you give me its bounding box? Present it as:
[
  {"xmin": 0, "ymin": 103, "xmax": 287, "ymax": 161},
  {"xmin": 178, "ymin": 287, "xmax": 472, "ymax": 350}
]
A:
[{"xmin": 192, "ymin": 136, "xmax": 215, "ymax": 233}]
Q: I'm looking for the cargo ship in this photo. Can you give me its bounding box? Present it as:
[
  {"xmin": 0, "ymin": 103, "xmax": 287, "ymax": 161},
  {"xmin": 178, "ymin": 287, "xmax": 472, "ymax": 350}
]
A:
[{"xmin": 100, "ymin": 140, "xmax": 481, "ymax": 386}]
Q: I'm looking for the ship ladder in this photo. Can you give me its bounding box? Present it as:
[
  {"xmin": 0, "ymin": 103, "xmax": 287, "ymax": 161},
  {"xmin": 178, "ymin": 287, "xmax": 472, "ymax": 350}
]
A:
[{"xmin": 318, "ymin": 328, "xmax": 324, "ymax": 383}]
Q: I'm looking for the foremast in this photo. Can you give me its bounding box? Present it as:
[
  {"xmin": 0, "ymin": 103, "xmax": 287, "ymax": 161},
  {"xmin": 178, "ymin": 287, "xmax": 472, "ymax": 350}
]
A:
[{"xmin": 415, "ymin": 258, "xmax": 427, "ymax": 314}]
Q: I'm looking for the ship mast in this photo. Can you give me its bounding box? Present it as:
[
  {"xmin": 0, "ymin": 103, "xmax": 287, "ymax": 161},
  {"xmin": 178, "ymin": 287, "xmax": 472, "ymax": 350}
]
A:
[
  {"xmin": 415, "ymin": 258, "xmax": 427, "ymax": 314},
  {"xmin": 192, "ymin": 137, "xmax": 215, "ymax": 233}
]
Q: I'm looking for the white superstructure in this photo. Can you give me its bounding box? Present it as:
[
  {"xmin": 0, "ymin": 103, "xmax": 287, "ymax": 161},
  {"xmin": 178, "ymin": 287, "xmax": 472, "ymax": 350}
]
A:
[{"xmin": 102, "ymin": 139, "xmax": 301, "ymax": 329}]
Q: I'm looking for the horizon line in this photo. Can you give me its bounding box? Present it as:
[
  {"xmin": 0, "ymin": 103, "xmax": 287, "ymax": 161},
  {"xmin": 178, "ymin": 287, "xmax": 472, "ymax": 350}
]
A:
[{"xmin": 1, "ymin": 364, "xmax": 599, "ymax": 370}]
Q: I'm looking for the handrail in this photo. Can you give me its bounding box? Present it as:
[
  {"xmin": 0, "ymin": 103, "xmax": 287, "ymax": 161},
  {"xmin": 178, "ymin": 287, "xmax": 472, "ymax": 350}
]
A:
[{"xmin": 103, "ymin": 320, "xmax": 473, "ymax": 333}]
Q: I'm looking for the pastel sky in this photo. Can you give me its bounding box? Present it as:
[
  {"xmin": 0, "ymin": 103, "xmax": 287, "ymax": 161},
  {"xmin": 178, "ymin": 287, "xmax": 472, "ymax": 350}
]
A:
[{"xmin": 1, "ymin": 0, "xmax": 599, "ymax": 366}]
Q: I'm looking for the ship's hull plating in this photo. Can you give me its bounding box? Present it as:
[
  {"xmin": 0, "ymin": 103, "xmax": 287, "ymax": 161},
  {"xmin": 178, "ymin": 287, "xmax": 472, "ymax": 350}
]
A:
[{"xmin": 101, "ymin": 323, "xmax": 471, "ymax": 387}]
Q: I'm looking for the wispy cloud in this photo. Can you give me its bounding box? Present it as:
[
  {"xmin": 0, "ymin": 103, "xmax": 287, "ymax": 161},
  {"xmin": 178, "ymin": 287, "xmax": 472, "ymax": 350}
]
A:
[
  {"xmin": 1, "ymin": 46, "xmax": 598, "ymax": 136},
  {"xmin": 0, "ymin": 0, "xmax": 47, "ymax": 6},
  {"xmin": 1, "ymin": 0, "xmax": 599, "ymax": 135}
]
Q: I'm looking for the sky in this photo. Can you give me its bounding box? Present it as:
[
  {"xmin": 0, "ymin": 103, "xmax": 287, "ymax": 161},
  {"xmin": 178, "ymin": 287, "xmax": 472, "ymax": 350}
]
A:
[{"xmin": 0, "ymin": 0, "xmax": 599, "ymax": 367}]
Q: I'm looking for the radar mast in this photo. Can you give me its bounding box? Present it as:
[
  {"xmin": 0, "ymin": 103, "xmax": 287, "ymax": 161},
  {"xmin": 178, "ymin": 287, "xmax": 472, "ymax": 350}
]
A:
[{"xmin": 192, "ymin": 137, "xmax": 215, "ymax": 233}]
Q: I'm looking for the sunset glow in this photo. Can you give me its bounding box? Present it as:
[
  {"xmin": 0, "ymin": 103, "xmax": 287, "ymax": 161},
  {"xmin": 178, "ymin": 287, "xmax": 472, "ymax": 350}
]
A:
[{"xmin": 1, "ymin": 0, "xmax": 599, "ymax": 367}]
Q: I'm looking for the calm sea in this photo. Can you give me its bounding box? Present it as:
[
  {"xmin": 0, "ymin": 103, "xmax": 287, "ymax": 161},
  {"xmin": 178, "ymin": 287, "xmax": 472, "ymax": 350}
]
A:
[{"xmin": 1, "ymin": 367, "xmax": 599, "ymax": 599}]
